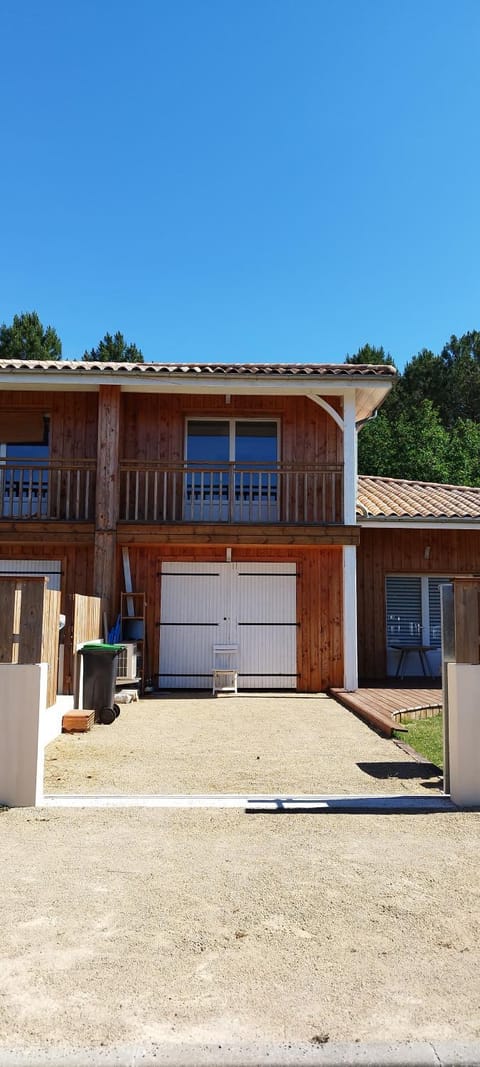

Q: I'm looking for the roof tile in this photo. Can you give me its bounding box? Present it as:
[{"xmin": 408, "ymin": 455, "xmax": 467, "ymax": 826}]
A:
[
  {"xmin": 357, "ymin": 475, "xmax": 480, "ymax": 520},
  {"xmin": 0, "ymin": 359, "xmax": 397, "ymax": 378}
]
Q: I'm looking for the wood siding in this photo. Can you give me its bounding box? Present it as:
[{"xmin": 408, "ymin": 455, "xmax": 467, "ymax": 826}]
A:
[
  {"xmin": 1, "ymin": 389, "xmax": 343, "ymax": 465},
  {"xmin": 0, "ymin": 390, "xmax": 98, "ymax": 459},
  {"xmin": 117, "ymin": 544, "xmax": 344, "ymax": 692},
  {"xmin": 357, "ymin": 527, "xmax": 480, "ymax": 678},
  {"xmin": 120, "ymin": 394, "xmax": 343, "ymax": 466}
]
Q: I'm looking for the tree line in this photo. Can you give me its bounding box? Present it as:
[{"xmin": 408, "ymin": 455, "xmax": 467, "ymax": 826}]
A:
[
  {"xmin": 347, "ymin": 338, "xmax": 480, "ymax": 486},
  {"xmin": 0, "ymin": 311, "xmax": 143, "ymax": 363},
  {"xmin": 1, "ymin": 310, "xmax": 479, "ymax": 486}
]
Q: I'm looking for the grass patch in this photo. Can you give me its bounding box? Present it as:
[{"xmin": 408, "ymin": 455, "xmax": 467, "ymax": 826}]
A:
[{"xmin": 394, "ymin": 713, "xmax": 443, "ymax": 769}]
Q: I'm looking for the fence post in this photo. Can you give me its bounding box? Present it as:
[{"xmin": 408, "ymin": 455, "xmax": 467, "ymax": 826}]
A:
[{"xmin": 448, "ymin": 579, "xmax": 480, "ymax": 807}]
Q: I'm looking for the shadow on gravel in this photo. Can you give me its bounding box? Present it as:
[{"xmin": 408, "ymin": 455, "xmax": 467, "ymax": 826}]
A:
[{"xmin": 357, "ymin": 760, "xmax": 441, "ymax": 780}]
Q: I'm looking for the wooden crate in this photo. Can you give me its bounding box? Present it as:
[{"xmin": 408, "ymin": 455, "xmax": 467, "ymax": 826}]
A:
[{"xmin": 62, "ymin": 709, "xmax": 95, "ymax": 733}]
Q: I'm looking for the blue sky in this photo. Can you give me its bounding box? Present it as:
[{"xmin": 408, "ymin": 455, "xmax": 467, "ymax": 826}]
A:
[{"xmin": 1, "ymin": 0, "xmax": 479, "ymax": 369}]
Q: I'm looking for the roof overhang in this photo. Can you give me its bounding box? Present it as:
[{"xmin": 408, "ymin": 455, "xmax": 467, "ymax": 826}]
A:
[
  {"xmin": 0, "ymin": 360, "xmax": 397, "ymax": 423},
  {"xmin": 357, "ymin": 518, "xmax": 480, "ymax": 530}
]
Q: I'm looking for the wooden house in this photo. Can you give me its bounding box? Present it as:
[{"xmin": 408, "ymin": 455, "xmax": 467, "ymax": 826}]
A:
[
  {"xmin": 357, "ymin": 475, "xmax": 480, "ymax": 680},
  {"xmin": 0, "ymin": 358, "xmax": 396, "ymax": 694}
]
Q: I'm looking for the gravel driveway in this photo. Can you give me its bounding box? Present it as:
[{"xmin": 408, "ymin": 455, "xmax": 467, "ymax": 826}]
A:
[
  {"xmin": 44, "ymin": 692, "xmax": 442, "ymax": 796},
  {"xmin": 1, "ymin": 804, "xmax": 479, "ymax": 1051}
]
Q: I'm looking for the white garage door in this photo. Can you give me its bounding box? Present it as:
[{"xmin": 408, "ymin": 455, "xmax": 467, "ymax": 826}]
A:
[{"xmin": 159, "ymin": 562, "xmax": 297, "ymax": 688}]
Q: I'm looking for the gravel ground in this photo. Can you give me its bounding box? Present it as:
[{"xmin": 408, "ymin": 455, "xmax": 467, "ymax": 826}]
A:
[
  {"xmin": 43, "ymin": 693, "xmax": 442, "ymax": 796},
  {"xmin": 0, "ymin": 805, "xmax": 479, "ymax": 1050}
]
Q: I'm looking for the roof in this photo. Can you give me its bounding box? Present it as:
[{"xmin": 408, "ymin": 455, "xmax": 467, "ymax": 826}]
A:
[
  {"xmin": 0, "ymin": 359, "xmax": 397, "ymax": 378},
  {"xmin": 357, "ymin": 475, "xmax": 480, "ymax": 522},
  {"xmin": 0, "ymin": 359, "xmax": 397, "ymax": 423}
]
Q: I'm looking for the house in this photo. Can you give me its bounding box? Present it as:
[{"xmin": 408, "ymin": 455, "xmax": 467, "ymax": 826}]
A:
[
  {"xmin": 0, "ymin": 357, "xmax": 409, "ymax": 695},
  {"xmin": 356, "ymin": 475, "xmax": 480, "ymax": 680}
]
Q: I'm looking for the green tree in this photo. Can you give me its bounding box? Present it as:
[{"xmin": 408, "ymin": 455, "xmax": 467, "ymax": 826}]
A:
[
  {"xmin": 345, "ymin": 343, "xmax": 397, "ymax": 368},
  {"xmin": 438, "ymin": 332, "xmax": 480, "ymax": 426},
  {"xmin": 387, "ymin": 348, "xmax": 445, "ymax": 421},
  {"xmin": 83, "ymin": 331, "xmax": 144, "ymax": 362},
  {"xmin": 448, "ymin": 419, "xmax": 480, "ymax": 485},
  {"xmin": 357, "ymin": 411, "xmax": 396, "ymax": 477},
  {"xmin": 358, "ymin": 400, "xmax": 451, "ymax": 483},
  {"xmin": 0, "ymin": 311, "xmax": 62, "ymax": 360},
  {"xmin": 391, "ymin": 401, "xmax": 451, "ymax": 483}
]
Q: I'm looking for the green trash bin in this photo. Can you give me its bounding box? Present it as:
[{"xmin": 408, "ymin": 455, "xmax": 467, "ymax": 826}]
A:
[{"xmin": 80, "ymin": 642, "xmax": 125, "ymax": 724}]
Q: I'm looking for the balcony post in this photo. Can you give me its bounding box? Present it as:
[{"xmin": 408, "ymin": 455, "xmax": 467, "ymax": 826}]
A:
[{"xmin": 93, "ymin": 385, "xmax": 120, "ymax": 622}]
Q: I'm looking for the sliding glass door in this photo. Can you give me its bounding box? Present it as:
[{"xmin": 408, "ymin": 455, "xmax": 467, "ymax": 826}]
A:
[{"xmin": 185, "ymin": 420, "xmax": 278, "ymax": 521}]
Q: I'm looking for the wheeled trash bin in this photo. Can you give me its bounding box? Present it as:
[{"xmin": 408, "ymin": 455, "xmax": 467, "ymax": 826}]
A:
[{"xmin": 79, "ymin": 642, "xmax": 125, "ymax": 724}]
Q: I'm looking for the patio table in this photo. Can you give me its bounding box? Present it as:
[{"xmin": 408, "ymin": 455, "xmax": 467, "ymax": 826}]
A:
[{"xmin": 390, "ymin": 644, "xmax": 434, "ymax": 679}]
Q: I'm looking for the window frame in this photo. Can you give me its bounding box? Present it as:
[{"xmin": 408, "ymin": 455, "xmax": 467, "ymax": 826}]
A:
[{"xmin": 184, "ymin": 416, "xmax": 281, "ymax": 465}]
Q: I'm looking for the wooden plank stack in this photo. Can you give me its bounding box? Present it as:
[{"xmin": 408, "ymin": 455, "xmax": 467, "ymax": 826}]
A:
[{"xmin": 62, "ymin": 709, "xmax": 95, "ymax": 733}]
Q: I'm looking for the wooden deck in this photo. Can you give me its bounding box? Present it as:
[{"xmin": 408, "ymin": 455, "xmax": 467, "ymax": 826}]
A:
[{"xmin": 329, "ymin": 680, "xmax": 443, "ymax": 737}]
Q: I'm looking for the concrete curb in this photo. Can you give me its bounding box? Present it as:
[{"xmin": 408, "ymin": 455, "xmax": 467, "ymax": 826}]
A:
[
  {"xmin": 40, "ymin": 793, "xmax": 458, "ymax": 813},
  {"xmin": 2, "ymin": 1042, "xmax": 480, "ymax": 1066}
]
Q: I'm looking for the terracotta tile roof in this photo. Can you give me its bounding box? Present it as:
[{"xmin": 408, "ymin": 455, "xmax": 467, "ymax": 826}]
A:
[
  {"xmin": 0, "ymin": 359, "xmax": 397, "ymax": 379},
  {"xmin": 357, "ymin": 475, "xmax": 480, "ymax": 521}
]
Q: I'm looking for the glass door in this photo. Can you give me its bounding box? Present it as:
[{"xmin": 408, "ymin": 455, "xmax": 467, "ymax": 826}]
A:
[
  {"xmin": 234, "ymin": 421, "xmax": 278, "ymax": 521},
  {"xmin": 185, "ymin": 421, "xmax": 230, "ymax": 520},
  {"xmin": 185, "ymin": 420, "xmax": 278, "ymax": 522}
]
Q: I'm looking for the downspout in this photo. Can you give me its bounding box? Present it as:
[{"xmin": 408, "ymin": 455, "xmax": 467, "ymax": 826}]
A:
[{"xmin": 355, "ymin": 407, "xmax": 379, "ymax": 432}]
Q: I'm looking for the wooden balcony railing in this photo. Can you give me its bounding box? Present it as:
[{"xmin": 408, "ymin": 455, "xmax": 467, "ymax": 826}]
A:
[
  {"xmin": 0, "ymin": 460, "xmax": 96, "ymax": 521},
  {"xmin": 0, "ymin": 460, "xmax": 345, "ymax": 525},
  {"xmin": 120, "ymin": 462, "xmax": 344, "ymax": 524}
]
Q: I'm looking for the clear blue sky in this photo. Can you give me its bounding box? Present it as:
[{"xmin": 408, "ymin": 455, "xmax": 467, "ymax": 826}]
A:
[{"xmin": 1, "ymin": 0, "xmax": 479, "ymax": 369}]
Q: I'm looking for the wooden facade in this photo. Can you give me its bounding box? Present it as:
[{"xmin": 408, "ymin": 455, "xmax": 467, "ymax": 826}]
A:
[
  {"xmin": 357, "ymin": 526, "xmax": 480, "ymax": 679},
  {"xmin": 0, "ymin": 363, "xmax": 397, "ymax": 695}
]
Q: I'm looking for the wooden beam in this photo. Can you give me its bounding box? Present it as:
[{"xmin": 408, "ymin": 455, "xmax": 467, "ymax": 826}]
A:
[
  {"xmin": 117, "ymin": 523, "xmax": 361, "ymax": 547},
  {"xmin": 93, "ymin": 385, "xmax": 121, "ymax": 620},
  {"xmin": 0, "ymin": 522, "xmax": 95, "ymax": 543}
]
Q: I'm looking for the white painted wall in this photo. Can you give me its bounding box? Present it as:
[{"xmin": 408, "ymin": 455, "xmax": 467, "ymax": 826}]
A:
[
  {"xmin": 0, "ymin": 665, "xmax": 73, "ymax": 807},
  {"xmin": 447, "ymin": 662, "xmax": 480, "ymax": 806}
]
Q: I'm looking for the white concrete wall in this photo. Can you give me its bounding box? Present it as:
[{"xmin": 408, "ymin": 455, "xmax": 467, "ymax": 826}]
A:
[
  {"xmin": 447, "ymin": 662, "xmax": 480, "ymax": 806},
  {"xmin": 0, "ymin": 666, "xmax": 73, "ymax": 807},
  {"xmin": 0, "ymin": 663, "xmax": 48, "ymax": 807},
  {"xmin": 40, "ymin": 695, "xmax": 74, "ymax": 748}
]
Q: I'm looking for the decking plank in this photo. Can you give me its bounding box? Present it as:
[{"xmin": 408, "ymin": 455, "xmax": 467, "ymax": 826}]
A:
[{"xmin": 329, "ymin": 683, "xmax": 442, "ymax": 737}]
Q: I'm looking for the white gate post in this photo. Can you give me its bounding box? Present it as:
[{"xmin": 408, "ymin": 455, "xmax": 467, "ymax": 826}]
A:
[
  {"xmin": 447, "ymin": 662, "xmax": 480, "ymax": 806},
  {"xmin": 0, "ymin": 663, "xmax": 48, "ymax": 807}
]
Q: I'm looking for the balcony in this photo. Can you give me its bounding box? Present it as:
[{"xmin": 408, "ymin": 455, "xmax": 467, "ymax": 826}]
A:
[
  {"xmin": 120, "ymin": 462, "xmax": 344, "ymax": 525},
  {"xmin": 0, "ymin": 460, "xmax": 345, "ymax": 526},
  {"xmin": 0, "ymin": 460, "xmax": 96, "ymax": 521}
]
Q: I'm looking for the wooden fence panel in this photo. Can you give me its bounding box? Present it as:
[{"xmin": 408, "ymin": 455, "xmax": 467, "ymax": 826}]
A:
[
  {"xmin": 72, "ymin": 593, "xmax": 103, "ymax": 648},
  {"xmin": 454, "ymin": 579, "xmax": 480, "ymax": 664},
  {"xmin": 42, "ymin": 589, "xmax": 61, "ymax": 708},
  {"xmin": 0, "ymin": 578, "xmax": 60, "ymax": 707},
  {"xmin": 65, "ymin": 593, "xmax": 103, "ymax": 701}
]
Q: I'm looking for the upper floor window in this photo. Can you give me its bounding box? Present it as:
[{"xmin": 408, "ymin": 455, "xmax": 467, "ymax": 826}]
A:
[
  {"xmin": 185, "ymin": 419, "xmax": 278, "ymax": 521},
  {"xmin": 186, "ymin": 419, "xmax": 278, "ymax": 466},
  {"xmin": 1, "ymin": 414, "xmax": 50, "ymax": 518}
]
